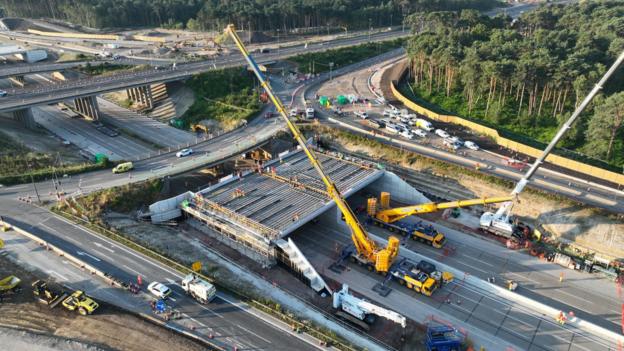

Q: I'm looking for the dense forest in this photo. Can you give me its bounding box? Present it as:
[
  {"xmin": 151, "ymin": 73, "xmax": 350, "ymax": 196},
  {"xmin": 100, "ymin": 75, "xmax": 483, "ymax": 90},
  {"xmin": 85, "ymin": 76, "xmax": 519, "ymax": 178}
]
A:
[
  {"xmin": 404, "ymin": 1, "xmax": 624, "ymax": 168},
  {"xmin": 0, "ymin": 0, "xmax": 500, "ymax": 30}
]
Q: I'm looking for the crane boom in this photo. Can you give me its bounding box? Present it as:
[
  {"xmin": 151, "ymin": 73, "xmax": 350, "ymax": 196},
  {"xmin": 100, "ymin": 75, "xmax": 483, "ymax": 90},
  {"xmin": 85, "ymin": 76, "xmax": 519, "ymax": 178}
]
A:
[
  {"xmin": 225, "ymin": 25, "xmax": 399, "ymax": 272},
  {"xmin": 375, "ymin": 196, "xmax": 512, "ymax": 223}
]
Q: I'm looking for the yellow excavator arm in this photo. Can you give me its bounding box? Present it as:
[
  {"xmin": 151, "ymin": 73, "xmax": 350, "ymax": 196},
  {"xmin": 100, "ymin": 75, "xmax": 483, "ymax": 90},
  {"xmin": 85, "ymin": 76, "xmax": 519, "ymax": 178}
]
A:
[
  {"xmin": 225, "ymin": 25, "xmax": 399, "ymax": 272},
  {"xmin": 375, "ymin": 196, "xmax": 513, "ymax": 223}
]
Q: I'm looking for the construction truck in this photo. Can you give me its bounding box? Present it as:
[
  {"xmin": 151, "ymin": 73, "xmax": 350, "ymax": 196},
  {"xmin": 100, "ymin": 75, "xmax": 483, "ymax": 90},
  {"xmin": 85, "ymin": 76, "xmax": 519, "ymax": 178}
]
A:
[
  {"xmin": 389, "ymin": 258, "xmax": 453, "ymax": 296},
  {"xmin": 226, "ymin": 25, "xmax": 400, "ymax": 274},
  {"xmin": 181, "ymin": 273, "xmax": 217, "ymax": 304},
  {"xmin": 426, "ymin": 325, "xmax": 463, "ymax": 351},
  {"xmin": 32, "ymin": 280, "xmax": 67, "ymax": 308},
  {"xmin": 332, "ymin": 284, "xmax": 406, "ymax": 331},
  {"xmin": 367, "ymin": 192, "xmax": 512, "ymax": 249},
  {"xmin": 61, "ymin": 290, "xmax": 99, "ymax": 315}
]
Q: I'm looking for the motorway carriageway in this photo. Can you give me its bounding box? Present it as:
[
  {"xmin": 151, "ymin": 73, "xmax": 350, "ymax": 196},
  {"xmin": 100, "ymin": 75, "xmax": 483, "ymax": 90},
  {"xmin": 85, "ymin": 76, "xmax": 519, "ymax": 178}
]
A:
[{"xmin": 0, "ymin": 201, "xmax": 321, "ymax": 351}]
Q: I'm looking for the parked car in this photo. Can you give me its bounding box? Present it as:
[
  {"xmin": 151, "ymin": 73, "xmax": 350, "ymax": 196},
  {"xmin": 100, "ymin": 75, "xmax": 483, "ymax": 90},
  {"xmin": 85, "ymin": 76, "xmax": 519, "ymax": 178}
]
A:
[
  {"xmin": 443, "ymin": 138, "xmax": 462, "ymax": 150},
  {"xmin": 399, "ymin": 129, "xmax": 414, "ymax": 139},
  {"xmin": 412, "ymin": 129, "xmax": 427, "ymax": 138},
  {"xmin": 354, "ymin": 111, "xmax": 368, "ymax": 119},
  {"xmin": 176, "ymin": 148, "xmax": 193, "ymax": 157},
  {"xmin": 450, "ymin": 136, "xmax": 463, "ymax": 144},
  {"xmin": 147, "ymin": 282, "xmax": 172, "ymax": 299},
  {"xmin": 435, "ymin": 129, "xmax": 450, "ymax": 138},
  {"xmin": 464, "ymin": 141, "xmax": 479, "ymax": 150},
  {"xmin": 368, "ymin": 119, "xmax": 386, "ymax": 129},
  {"xmin": 385, "ymin": 123, "xmax": 401, "ymax": 134}
]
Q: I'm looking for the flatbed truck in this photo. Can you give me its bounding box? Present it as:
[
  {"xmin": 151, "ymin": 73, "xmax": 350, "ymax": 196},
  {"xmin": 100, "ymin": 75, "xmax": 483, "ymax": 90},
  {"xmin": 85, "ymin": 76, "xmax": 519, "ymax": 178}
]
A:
[{"xmin": 368, "ymin": 217, "xmax": 446, "ymax": 248}]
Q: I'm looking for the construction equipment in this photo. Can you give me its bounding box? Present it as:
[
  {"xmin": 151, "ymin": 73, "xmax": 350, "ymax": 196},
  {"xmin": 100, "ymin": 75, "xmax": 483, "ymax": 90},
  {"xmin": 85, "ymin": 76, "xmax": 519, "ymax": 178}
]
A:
[
  {"xmin": 181, "ymin": 273, "xmax": 217, "ymax": 304},
  {"xmin": 61, "ymin": 290, "xmax": 99, "ymax": 315},
  {"xmin": 425, "ymin": 325, "xmax": 463, "ymax": 351},
  {"xmin": 225, "ymin": 24, "xmax": 400, "ymax": 273},
  {"xmin": 480, "ymin": 49, "xmax": 624, "ymax": 242},
  {"xmin": 389, "ymin": 258, "xmax": 453, "ymax": 296},
  {"xmin": 0, "ymin": 275, "xmax": 21, "ymax": 294},
  {"xmin": 332, "ymin": 284, "xmax": 406, "ymax": 330},
  {"xmin": 368, "ymin": 192, "xmax": 512, "ymax": 248},
  {"xmin": 32, "ymin": 280, "xmax": 67, "ymax": 308}
]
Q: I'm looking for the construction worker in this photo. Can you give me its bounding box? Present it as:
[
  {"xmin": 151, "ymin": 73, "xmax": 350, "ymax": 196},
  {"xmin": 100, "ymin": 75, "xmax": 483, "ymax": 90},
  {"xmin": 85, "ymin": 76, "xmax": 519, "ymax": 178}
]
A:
[{"xmin": 559, "ymin": 272, "xmax": 564, "ymax": 283}]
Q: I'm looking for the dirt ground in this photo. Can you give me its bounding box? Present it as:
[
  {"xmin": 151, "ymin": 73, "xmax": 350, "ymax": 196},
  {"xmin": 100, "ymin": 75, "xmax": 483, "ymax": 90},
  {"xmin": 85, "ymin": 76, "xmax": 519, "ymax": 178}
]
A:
[
  {"xmin": 0, "ymin": 117, "xmax": 86, "ymax": 165},
  {"xmin": 0, "ymin": 254, "xmax": 204, "ymax": 351},
  {"xmin": 334, "ymin": 135, "xmax": 624, "ymax": 260}
]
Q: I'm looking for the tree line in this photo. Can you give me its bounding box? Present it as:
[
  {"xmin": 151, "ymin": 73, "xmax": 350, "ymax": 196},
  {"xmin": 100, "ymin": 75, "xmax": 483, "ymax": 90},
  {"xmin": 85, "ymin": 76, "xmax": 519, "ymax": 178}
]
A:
[
  {"xmin": 0, "ymin": 0, "xmax": 500, "ymax": 30},
  {"xmin": 405, "ymin": 1, "xmax": 624, "ymax": 167}
]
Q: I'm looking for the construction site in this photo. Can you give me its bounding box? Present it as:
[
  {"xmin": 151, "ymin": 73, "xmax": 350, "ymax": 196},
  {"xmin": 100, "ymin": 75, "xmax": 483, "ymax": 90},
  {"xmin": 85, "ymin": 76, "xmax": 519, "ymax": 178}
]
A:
[{"xmin": 129, "ymin": 26, "xmax": 624, "ymax": 350}]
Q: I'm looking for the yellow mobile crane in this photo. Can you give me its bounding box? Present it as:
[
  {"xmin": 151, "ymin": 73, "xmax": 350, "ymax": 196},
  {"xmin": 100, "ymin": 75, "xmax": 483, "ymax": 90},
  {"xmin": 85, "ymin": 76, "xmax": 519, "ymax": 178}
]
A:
[
  {"xmin": 225, "ymin": 25, "xmax": 400, "ymax": 273},
  {"xmin": 368, "ymin": 192, "xmax": 512, "ymax": 248}
]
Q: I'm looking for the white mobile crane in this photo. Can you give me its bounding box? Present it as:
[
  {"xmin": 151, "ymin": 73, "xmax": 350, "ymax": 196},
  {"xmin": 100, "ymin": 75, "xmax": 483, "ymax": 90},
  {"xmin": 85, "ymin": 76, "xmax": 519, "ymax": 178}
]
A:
[
  {"xmin": 480, "ymin": 50, "xmax": 624, "ymax": 239},
  {"xmin": 332, "ymin": 284, "xmax": 406, "ymax": 330}
]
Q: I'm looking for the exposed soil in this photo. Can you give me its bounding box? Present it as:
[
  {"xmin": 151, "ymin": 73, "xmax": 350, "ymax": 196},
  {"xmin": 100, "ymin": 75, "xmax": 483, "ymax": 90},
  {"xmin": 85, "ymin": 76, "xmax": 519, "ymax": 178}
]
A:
[
  {"xmin": 330, "ymin": 133, "xmax": 624, "ymax": 260},
  {"xmin": 0, "ymin": 253, "xmax": 204, "ymax": 351}
]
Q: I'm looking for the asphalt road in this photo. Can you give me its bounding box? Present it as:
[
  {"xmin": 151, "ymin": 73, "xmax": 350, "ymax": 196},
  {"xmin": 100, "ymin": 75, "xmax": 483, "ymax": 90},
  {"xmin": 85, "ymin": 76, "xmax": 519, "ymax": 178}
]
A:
[
  {"xmin": 0, "ymin": 203, "xmax": 320, "ymax": 351},
  {"xmin": 306, "ymin": 55, "xmax": 624, "ymax": 214},
  {"xmin": 0, "ymin": 29, "xmax": 409, "ymax": 112}
]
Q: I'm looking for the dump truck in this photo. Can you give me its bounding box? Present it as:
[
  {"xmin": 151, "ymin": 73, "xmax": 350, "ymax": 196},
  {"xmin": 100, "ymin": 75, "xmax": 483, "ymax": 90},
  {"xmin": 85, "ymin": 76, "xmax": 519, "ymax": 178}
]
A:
[
  {"xmin": 0, "ymin": 275, "xmax": 21, "ymax": 294},
  {"xmin": 181, "ymin": 273, "xmax": 217, "ymax": 304},
  {"xmin": 32, "ymin": 280, "xmax": 67, "ymax": 308},
  {"xmin": 62, "ymin": 290, "xmax": 99, "ymax": 315}
]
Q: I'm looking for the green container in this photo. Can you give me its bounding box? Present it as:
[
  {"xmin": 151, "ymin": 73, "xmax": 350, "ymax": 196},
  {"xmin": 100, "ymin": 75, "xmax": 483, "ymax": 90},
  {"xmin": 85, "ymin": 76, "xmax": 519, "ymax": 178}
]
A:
[
  {"xmin": 319, "ymin": 96, "xmax": 329, "ymax": 106},
  {"xmin": 170, "ymin": 119, "xmax": 185, "ymax": 129},
  {"xmin": 94, "ymin": 153, "xmax": 108, "ymax": 164},
  {"xmin": 336, "ymin": 95, "xmax": 348, "ymax": 105}
]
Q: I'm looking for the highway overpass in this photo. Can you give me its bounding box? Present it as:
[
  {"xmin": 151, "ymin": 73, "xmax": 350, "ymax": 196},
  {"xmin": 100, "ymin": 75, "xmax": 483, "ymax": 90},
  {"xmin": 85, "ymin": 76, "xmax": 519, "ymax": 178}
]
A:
[{"xmin": 0, "ymin": 29, "xmax": 407, "ymax": 116}]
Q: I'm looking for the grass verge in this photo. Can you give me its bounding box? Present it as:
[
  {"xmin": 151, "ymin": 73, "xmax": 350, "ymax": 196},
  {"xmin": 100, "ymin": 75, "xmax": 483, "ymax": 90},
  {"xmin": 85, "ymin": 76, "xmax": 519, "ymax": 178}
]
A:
[{"xmin": 290, "ymin": 39, "xmax": 404, "ymax": 74}]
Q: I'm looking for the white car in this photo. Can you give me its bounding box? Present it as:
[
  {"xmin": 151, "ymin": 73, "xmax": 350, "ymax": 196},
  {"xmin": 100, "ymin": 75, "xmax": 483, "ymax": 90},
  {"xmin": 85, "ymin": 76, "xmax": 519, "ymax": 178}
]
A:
[
  {"xmin": 383, "ymin": 109, "xmax": 393, "ymax": 117},
  {"xmin": 435, "ymin": 129, "xmax": 450, "ymax": 138},
  {"xmin": 464, "ymin": 141, "xmax": 479, "ymax": 150},
  {"xmin": 399, "ymin": 129, "xmax": 414, "ymax": 139},
  {"xmin": 450, "ymin": 136, "xmax": 463, "ymax": 145},
  {"xmin": 354, "ymin": 111, "xmax": 368, "ymax": 119},
  {"xmin": 412, "ymin": 129, "xmax": 427, "ymax": 138},
  {"xmin": 176, "ymin": 148, "xmax": 193, "ymax": 157},
  {"xmin": 148, "ymin": 282, "xmax": 172, "ymax": 299}
]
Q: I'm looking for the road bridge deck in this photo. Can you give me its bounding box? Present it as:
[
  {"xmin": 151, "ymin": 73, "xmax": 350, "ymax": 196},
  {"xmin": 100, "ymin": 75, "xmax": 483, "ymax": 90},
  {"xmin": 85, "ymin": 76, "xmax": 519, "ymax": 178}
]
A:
[{"xmin": 197, "ymin": 150, "xmax": 381, "ymax": 238}]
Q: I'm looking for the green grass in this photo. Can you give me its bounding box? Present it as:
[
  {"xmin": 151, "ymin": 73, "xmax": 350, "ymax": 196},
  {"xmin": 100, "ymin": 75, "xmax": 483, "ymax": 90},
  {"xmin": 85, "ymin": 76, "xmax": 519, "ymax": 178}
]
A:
[
  {"xmin": 0, "ymin": 131, "xmax": 108, "ymax": 186},
  {"xmin": 181, "ymin": 68, "xmax": 261, "ymax": 130},
  {"xmin": 289, "ymin": 38, "xmax": 405, "ymax": 74},
  {"xmin": 77, "ymin": 63, "xmax": 142, "ymax": 76}
]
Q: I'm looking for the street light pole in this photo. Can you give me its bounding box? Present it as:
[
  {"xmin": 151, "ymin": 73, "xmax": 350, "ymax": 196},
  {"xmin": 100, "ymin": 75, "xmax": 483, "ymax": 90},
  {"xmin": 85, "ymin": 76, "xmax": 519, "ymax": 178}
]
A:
[
  {"xmin": 368, "ymin": 19, "xmax": 372, "ymax": 42},
  {"xmin": 277, "ymin": 29, "xmax": 280, "ymax": 55},
  {"xmin": 329, "ymin": 62, "xmax": 334, "ymax": 81}
]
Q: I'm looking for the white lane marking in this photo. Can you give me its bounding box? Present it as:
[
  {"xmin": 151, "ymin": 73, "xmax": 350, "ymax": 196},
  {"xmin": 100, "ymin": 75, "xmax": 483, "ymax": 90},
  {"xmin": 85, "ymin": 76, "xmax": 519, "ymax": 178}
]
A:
[
  {"xmin": 197, "ymin": 303, "xmax": 225, "ymax": 319},
  {"xmin": 92, "ymin": 249, "xmax": 114, "ymax": 261},
  {"xmin": 454, "ymin": 260, "xmax": 490, "ymax": 275},
  {"xmin": 39, "ymin": 222, "xmax": 81, "ymax": 244},
  {"xmin": 182, "ymin": 313, "xmax": 207, "ymax": 327},
  {"xmin": 506, "ymin": 271, "xmax": 540, "ymax": 284},
  {"xmin": 93, "ymin": 241, "xmax": 114, "ymax": 253},
  {"xmin": 238, "ymin": 324, "xmax": 273, "ymax": 344},
  {"xmin": 122, "ymin": 264, "xmax": 145, "ymax": 277},
  {"xmin": 76, "ymin": 251, "xmax": 101, "ymax": 262},
  {"xmin": 169, "ymin": 296, "xmax": 177, "ymax": 302},
  {"xmin": 48, "ymin": 270, "xmax": 68, "ymax": 281}
]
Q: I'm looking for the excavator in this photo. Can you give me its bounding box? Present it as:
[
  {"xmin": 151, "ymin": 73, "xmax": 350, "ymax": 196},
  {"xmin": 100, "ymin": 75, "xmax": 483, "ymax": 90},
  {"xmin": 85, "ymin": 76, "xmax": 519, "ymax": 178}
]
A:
[
  {"xmin": 225, "ymin": 25, "xmax": 400, "ymax": 273},
  {"xmin": 368, "ymin": 192, "xmax": 512, "ymax": 248}
]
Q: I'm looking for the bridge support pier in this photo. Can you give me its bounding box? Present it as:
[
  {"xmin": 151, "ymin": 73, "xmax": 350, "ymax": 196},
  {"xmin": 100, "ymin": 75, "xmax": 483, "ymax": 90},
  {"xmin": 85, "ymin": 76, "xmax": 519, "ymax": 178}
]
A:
[
  {"xmin": 9, "ymin": 75, "xmax": 25, "ymax": 87},
  {"xmin": 126, "ymin": 85, "xmax": 153, "ymax": 110},
  {"xmin": 73, "ymin": 95, "xmax": 101, "ymax": 120},
  {"xmin": 13, "ymin": 107, "xmax": 36, "ymax": 129}
]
